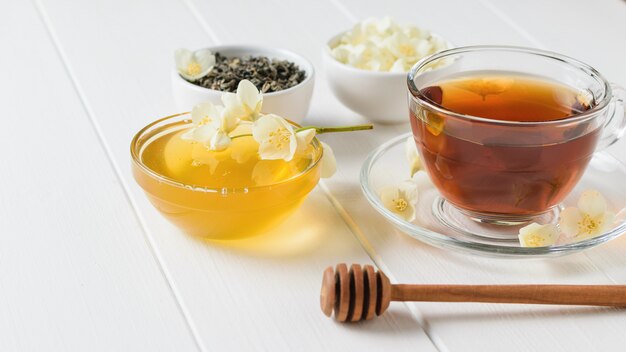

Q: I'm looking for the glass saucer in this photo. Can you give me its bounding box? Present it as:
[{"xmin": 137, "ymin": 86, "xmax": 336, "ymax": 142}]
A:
[{"xmin": 360, "ymin": 133, "xmax": 626, "ymax": 258}]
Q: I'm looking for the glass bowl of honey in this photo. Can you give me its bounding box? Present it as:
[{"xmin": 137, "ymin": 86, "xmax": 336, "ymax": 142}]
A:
[{"xmin": 131, "ymin": 113, "xmax": 323, "ymax": 239}]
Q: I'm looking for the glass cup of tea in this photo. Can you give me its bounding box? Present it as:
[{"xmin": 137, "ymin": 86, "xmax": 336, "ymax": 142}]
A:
[{"xmin": 407, "ymin": 46, "xmax": 626, "ymax": 233}]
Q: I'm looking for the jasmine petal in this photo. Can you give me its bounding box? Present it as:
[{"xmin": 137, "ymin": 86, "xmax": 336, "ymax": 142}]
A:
[{"xmin": 175, "ymin": 48, "xmax": 215, "ymax": 81}]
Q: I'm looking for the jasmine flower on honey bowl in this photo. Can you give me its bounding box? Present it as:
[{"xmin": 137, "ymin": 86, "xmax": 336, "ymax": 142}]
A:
[{"xmin": 180, "ymin": 79, "xmax": 371, "ymax": 179}]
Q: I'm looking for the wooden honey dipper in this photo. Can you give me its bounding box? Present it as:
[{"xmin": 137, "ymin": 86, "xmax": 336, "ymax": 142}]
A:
[{"xmin": 321, "ymin": 263, "xmax": 626, "ymax": 322}]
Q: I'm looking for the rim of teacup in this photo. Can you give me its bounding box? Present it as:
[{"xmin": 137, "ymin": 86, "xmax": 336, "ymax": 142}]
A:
[
  {"xmin": 172, "ymin": 44, "xmax": 315, "ymax": 97},
  {"xmin": 130, "ymin": 112, "xmax": 323, "ymax": 194},
  {"xmin": 407, "ymin": 45, "xmax": 612, "ymax": 126}
]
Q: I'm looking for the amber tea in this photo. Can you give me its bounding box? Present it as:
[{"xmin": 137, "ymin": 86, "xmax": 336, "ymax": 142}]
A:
[{"xmin": 409, "ymin": 74, "xmax": 600, "ymax": 216}]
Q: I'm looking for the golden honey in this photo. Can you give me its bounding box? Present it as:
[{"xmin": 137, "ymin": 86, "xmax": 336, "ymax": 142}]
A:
[{"xmin": 131, "ymin": 116, "xmax": 322, "ymax": 239}]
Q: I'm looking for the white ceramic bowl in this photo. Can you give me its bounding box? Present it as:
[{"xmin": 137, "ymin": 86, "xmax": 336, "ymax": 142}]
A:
[
  {"xmin": 171, "ymin": 45, "xmax": 314, "ymax": 124},
  {"xmin": 323, "ymin": 33, "xmax": 450, "ymax": 124}
]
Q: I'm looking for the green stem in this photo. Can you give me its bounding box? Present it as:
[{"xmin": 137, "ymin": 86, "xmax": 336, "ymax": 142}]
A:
[
  {"xmin": 230, "ymin": 133, "xmax": 252, "ymax": 140},
  {"xmin": 228, "ymin": 124, "xmax": 373, "ymax": 140},
  {"xmin": 296, "ymin": 124, "xmax": 374, "ymax": 134}
]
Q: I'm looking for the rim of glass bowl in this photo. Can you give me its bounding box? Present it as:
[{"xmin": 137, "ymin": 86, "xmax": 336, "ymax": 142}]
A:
[
  {"xmin": 407, "ymin": 45, "xmax": 612, "ymax": 127},
  {"xmin": 360, "ymin": 133, "xmax": 626, "ymax": 257},
  {"xmin": 325, "ymin": 31, "xmax": 453, "ymax": 77},
  {"xmin": 174, "ymin": 45, "xmax": 315, "ymax": 97},
  {"xmin": 130, "ymin": 112, "xmax": 323, "ymax": 194}
]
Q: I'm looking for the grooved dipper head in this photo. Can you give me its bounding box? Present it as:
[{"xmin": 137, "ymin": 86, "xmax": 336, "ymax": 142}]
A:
[{"xmin": 320, "ymin": 263, "xmax": 391, "ymax": 322}]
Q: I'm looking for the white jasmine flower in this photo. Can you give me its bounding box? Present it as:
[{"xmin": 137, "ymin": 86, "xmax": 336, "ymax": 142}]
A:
[
  {"xmin": 289, "ymin": 127, "xmax": 335, "ymax": 177},
  {"xmin": 252, "ymin": 114, "xmax": 298, "ymax": 161},
  {"xmin": 236, "ymin": 80, "xmax": 263, "ymax": 120},
  {"xmin": 222, "ymin": 80, "xmax": 263, "ymax": 121},
  {"xmin": 215, "ymin": 108, "xmax": 238, "ymax": 135},
  {"xmin": 405, "ymin": 136, "xmax": 422, "ymax": 177},
  {"xmin": 320, "ymin": 142, "xmax": 337, "ymax": 178},
  {"xmin": 346, "ymin": 43, "xmax": 394, "ymax": 71},
  {"xmin": 361, "ymin": 16, "xmax": 398, "ymax": 37},
  {"xmin": 518, "ymin": 223, "xmax": 559, "ymax": 247},
  {"xmin": 380, "ymin": 180, "xmax": 419, "ymax": 221},
  {"xmin": 411, "ymin": 171, "xmax": 434, "ymax": 193},
  {"xmin": 181, "ymin": 102, "xmax": 221, "ymax": 141},
  {"xmin": 221, "ymin": 93, "xmax": 247, "ymax": 120},
  {"xmin": 401, "ymin": 25, "xmax": 430, "ymax": 40},
  {"xmin": 184, "ymin": 125, "xmax": 231, "ymax": 151},
  {"xmin": 330, "ymin": 46, "xmax": 352, "ymax": 63},
  {"xmin": 383, "ymin": 32, "xmax": 433, "ymax": 63},
  {"xmin": 190, "ymin": 102, "xmax": 222, "ymax": 126},
  {"xmin": 340, "ymin": 18, "xmax": 391, "ymax": 47},
  {"xmin": 345, "ymin": 44, "xmax": 374, "ymax": 68},
  {"xmin": 176, "ymin": 80, "xmax": 370, "ymax": 179},
  {"xmin": 340, "ymin": 23, "xmax": 367, "ymax": 46},
  {"xmin": 182, "ymin": 102, "xmax": 236, "ymax": 151},
  {"xmin": 330, "ymin": 17, "xmax": 448, "ymax": 72},
  {"xmin": 559, "ymin": 190, "xmax": 615, "ymax": 241},
  {"xmin": 175, "ymin": 48, "xmax": 215, "ymax": 81},
  {"xmin": 295, "ymin": 128, "xmax": 316, "ymax": 153},
  {"xmin": 390, "ymin": 58, "xmax": 409, "ymax": 73},
  {"xmin": 207, "ymin": 129, "xmax": 231, "ymax": 151}
]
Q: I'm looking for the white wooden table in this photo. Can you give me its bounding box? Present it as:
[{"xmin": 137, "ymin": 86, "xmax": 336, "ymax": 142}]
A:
[{"xmin": 2, "ymin": 0, "xmax": 626, "ymax": 350}]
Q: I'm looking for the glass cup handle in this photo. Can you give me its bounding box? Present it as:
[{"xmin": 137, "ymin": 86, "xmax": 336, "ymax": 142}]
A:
[{"xmin": 598, "ymin": 83, "xmax": 626, "ymax": 150}]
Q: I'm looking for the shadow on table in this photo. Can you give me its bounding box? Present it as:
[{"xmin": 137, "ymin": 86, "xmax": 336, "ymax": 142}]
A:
[
  {"xmin": 333, "ymin": 307, "xmax": 425, "ymax": 334},
  {"xmin": 423, "ymin": 305, "xmax": 626, "ymax": 324},
  {"xmin": 199, "ymin": 189, "xmax": 362, "ymax": 259}
]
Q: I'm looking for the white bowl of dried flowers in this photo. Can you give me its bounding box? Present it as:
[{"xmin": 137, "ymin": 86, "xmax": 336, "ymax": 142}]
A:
[
  {"xmin": 172, "ymin": 45, "xmax": 315, "ymax": 124},
  {"xmin": 323, "ymin": 17, "xmax": 451, "ymax": 124}
]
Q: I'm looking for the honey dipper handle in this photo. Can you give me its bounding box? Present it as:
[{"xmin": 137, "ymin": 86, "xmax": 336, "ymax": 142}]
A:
[{"xmin": 391, "ymin": 285, "xmax": 626, "ymax": 306}]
